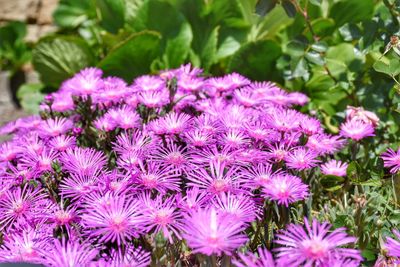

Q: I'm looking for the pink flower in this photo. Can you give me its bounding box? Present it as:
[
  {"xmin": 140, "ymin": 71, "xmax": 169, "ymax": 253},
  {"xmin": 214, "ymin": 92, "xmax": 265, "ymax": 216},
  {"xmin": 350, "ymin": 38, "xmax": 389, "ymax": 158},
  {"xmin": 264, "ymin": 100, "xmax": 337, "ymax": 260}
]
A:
[
  {"xmin": 82, "ymin": 192, "xmax": 143, "ymax": 245},
  {"xmin": 59, "ymin": 147, "xmax": 107, "ymax": 176},
  {"xmin": 285, "ymin": 147, "xmax": 320, "ymax": 170},
  {"xmin": 262, "ymin": 174, "xmax": 309, "ymax": 207},
  {"xmin": 340, "ymin": 119, "xmax": 375, "ymax": 141},
  {"xmin": 43, "ymin": 238, "xmax": 98, "ymax": 267},
  {"xmin": 139, "ymin": 193, "xmax": 183, "ymax": 243},
  {"xmin": 320, "ymin": 160, "xmax": 348, "ymax": 177},
  {"xmin": 181, "ymin": 207, "xmax": 248, "ymax": 256},
  {"xmin": 384, "ymin": 230, "xmax": 400, "ymax": 258},
  {"xmin": 61, "ymin": 67, "xmax": 104, "ymax": 96},
  {"xmin": 274, "ymin": 218, "xmax": 362, "ymax": 266},
  {"xmin": 346, "ymin": 106, "xmax": 379, "ymax": 127},
  {"xmin": 233, "ymin": 247, "xmax": 275, "ymax": 267},
  {"xmin": 382, "ymin": 148, "xmax": 400, "ymax": 174}
]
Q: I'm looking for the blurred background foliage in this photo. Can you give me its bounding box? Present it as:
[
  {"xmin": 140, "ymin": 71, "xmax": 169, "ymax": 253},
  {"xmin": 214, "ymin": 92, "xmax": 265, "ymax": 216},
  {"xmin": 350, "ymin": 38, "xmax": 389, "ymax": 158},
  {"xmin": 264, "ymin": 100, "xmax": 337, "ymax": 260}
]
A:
[
  {"xmin": 0, "ymin": 0, "xmax": 399, "ymax": 134},
  {"xmin": 2, "ymin": 0, "xmax": 400, "ymax": 263}
]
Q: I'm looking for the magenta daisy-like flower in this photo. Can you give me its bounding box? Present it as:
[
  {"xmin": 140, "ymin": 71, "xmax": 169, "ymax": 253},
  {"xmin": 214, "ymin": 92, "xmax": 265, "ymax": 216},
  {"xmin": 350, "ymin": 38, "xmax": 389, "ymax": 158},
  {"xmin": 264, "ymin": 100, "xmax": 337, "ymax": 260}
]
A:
[
  {"xmin": 158, "ymin": 112, "xmax": 192, "ymax": 135},
  {"xmin": 151, "ymin": 141, "xmax": 191, "ymax": 173},
  {"xmin": 0, "ymin": 185, "xmax": 47, "ymax": 231},
  {"xmin": 178, "ymin": 187, "xmax": 208, "ymax": 212},
  {"xmin": 139, "ymin": 193, "xmax": 183, "ymax": 243},
  {"xmin": 265, "ymin": 108, "xmax": 302, "ymax": 132},
  {"xmin": 240, "ymin": 163, "xmax": 282, "ymax": 189},
  {"xmin": 59, "ymin": 147, "xmax": 107, "ymax": 176},
  {"xmin": 340, "ymin": 119, "xmax": 375, "ymax": 141},
  {"xmin": 181, "ymin": 207, "xmax": 248, "ymax": 256},
  {"xmin": 262, "ymin": 174, "xmax": 309, "ymax": 207},
  {"xmin": 138, "ymin": 90, "xmax": 169, "ymax": 108},
  {"xmin": 233, "ymin": 247, "xmax": 275, "ymax": 267},
  {"xmin": 321, "ymin": 160, "xmax": 348, "ymax": 177},
  {"xmin": 133, "ymin": 75, "xmax": 165, "ymax": 92},
  {"xmin": 61, "ymin": 67, "xmax": 103, "ymax": 96},
  {"xmin": 113, "ymin": 130, "xmax": 153, "ymax": 156},
  {"xmin": 106, "ymin": 105, "xmax": 141, "ymax": 130},
  {"xmin": 385, "ymin": 230, "xmax": 400, "ymax": 258},
  {"xmin": 43, "ymin": 238, "xmax": 99, "ymax": 267},
  {"xmin": 50, "ymin": 92, "xmax": 75, "ymax": 112},
  {"xmin": 306, "ymin": 134, "xmax": 346, "ymax": 155},
  {"xmin": 274, "ymin": 218, "xmax": 362, "ymax": 266},
  {"xmin": 187, "ymin": 161, "xmax": 243, "ymax": 196},
  {"xmin": 82, "ymin": 192, "xmax": 143, "ymax": 245},
  {"xmin": 382, "ymin": 148, "xmax": 400, "ymax": 174},
  {"xmin": 59, "ymin": 173, "xmax": 99, "ymax": 202},
  {"xmin": 94, "ymin": 115, "xmax": 117, "ymax": 132},
  {"xmin": 0, "ymin": 225, "xmax": 51, "ymax": 264},
  {"xmin": 285, "ymin": 147, "xmax": 320, "ymax": 170},
  {"xmin": 133, "ymin": 161, "xmax": 181, "ymax": 193},
  {"xmin": 98, "ymin": 245, "xmax": 151, "ymax": 267},
  {"xmin": 48, "ymin": 135, "xmax": 76, "ymax": 152},
  {"xmin": 211, "ymin": 193, "xmax": 257, "ymax": 223},
  {"xmin": 0, "ymin": 141, "xmax": 21, "ymax": 163}
]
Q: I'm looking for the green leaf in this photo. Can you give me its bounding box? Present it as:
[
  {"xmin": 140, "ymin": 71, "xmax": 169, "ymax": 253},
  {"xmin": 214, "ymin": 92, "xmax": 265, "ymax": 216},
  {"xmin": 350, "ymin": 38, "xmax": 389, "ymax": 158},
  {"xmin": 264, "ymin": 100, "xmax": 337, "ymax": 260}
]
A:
[
  {"xmin": 291, "ymin": 57, "xmax": 309, "ymax": 79},
  {"xmin": 16, "ymin": 83, "xmax": 45, "ymax": 113},
  {"xmin": 311, "ymin": 42, "xmax": 328, "ymax": 53},
  {"xmin": 201, "ymin": 26, "xmax": 219, "ymax": 71},
  {"xmin": 286, "ymin": 40, "xmax": 306, "ymax": 57},
  {"xmin": 32, "ymin": 36, "xmax": 95, "ymax": 87},
  {"xmin": 98, "ymin": 31, "xmax": 161, "ymax": 82},
  {"xmin": 309, "ymin": 0, "xmax": 322, "ymax": 5},
  {"xmin": 228, "ymin": 40, "xmax": 281, "ymax": 81},
  {"xmin": 163, "ymin": 22, "xmax": 193, "ymax": 68},
  {"xmin": 53, "ymin": 0, "xmax": 95, "ymax": 28},
  {"xmin": 320, "ymin": 175, "xmax": 345, "ymax": 191},
  {"xmin": 281, "ymin": 0, "xmax": 296, "ymax": 17},
  {"xmin": 129, "ymin": 0, "xmax": 185, "ymax": 39},
  {"xmin": 329, "ymin": 0, "xmax": 374, "ymax": 26},
  {"xmin": 215, "ymin": 36, "xmax": 241, "ymax": 61},
  {"xmin": 373, "ymin": 59, "xmax": 400, "ymax": 77},
  {"xmin": 96, "ymin": 0, "xmax": 125, "ymax": 33},
  {"xmin": 305, "ymin": 51, "xmax": 324, "ymax": 65}
]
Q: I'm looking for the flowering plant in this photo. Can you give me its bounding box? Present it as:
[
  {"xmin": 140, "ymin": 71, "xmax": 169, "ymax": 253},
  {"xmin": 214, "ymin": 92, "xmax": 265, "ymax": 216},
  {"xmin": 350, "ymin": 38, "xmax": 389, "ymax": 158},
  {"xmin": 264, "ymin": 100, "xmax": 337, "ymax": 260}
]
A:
[{"xmin": 0, "ymin": 64, "xmax": 398, "ymax": 266}]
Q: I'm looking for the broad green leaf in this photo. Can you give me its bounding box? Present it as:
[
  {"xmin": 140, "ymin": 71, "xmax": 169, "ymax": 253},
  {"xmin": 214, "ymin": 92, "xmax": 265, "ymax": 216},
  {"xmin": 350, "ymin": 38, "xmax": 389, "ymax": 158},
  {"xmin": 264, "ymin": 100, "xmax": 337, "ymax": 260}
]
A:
[
  {"xmin": 248, "ymin": 5, "xmax": 293, "ymax": 41},
  {"xmin": 286, "ymin": 40, "xmax": 307, "ymax": 57},
  {"xmin": 32, "ymin": 36, "xmax": 95, "ymax": 87},
  {"xmin": 282, "ymin": 0, "xmax": 296, "ymax": 17},
  {"xmin": 98, "ymin": 31, "xmax": 161, "ymax": 82},
  {"xmin": 96, "ymin": 0, "xmax": 125, "ymax": 33},
  {"xmin": 329, "ymin": 0, "xmax": 374, "ymax": 26},
  {"xmin": 125, "ymin": 0, "xmax": 145, "ymax": 26},
  {"xmin": 163, "ymin": 22, "xmax": 193, "ymax": 68},
  {"xmin": 311, "ymin": 42, "xmax": 328, "ymax": 53},
  {"xmin": 309, "ymin": 0, "xmax": 322, "ymax": 5},
  {"xmin": 17, "ymin": 83, "xmax": 45, "ymax": 114},
  {"xmin": 201, "ymin": 27, "xmax": 219, "ymax": 71},
  {"xmin": 53, "ymin": 0, "xmax": 95, "ymax": 28},
  {"xmin": 311, "ymin": 18, "xmax": 335, "ymax": 37},
  {"xmin": 373, "ymin": 59, "xmax": 400, "ymax": 77},
  {"xmin": 291, "ymin": 57, "xmax": 309, "ymax": 79},
  {"xmin": 128, "ymin": 0, "xmax": 185, "ymax": 39},
  {"xmin": 320, "ymin": 175, "xmax": 345, "ymax": 191},
  {"xmin": 215, "ymin": 36, "xmax": 241, "ymax": 61},
  {"xmin": 228, "ymin": 40, "xmax": 281, "ymax": 81},
  {"xmin": 305, "ymin": 51, "xmax": 325, "ymax": 66}
]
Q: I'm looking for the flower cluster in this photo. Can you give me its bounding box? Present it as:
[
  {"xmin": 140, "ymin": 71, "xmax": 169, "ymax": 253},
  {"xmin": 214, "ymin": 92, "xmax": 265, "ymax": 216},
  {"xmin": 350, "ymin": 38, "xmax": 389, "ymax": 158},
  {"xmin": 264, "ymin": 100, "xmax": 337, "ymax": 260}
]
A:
[{"xmin": 0, "ymin": 65, "xmax": 362, "ymax": 266}]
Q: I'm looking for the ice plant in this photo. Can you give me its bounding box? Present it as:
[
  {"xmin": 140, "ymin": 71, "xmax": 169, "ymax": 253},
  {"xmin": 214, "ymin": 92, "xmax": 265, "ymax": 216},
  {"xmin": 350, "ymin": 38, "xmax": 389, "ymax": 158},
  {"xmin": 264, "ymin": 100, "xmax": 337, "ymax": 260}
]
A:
[
  {"xmin": 274, "ymin": 218, "xmax": 362, "ymax": 266},
  {"xmin": 340, "ymin": 119, "xmax": 375, "ymax": 141},
  {"xmin": 384, "ymin": 230, "xmax": 400, "ymax": 258},
  {"xmin": 382, "ymin": 148, "xmax": 400, "ymax": 174},
  {"xmin": 320, "ymin": 160, "xmax": 348, "ymax": 177},
  {"xmin": 181, "ymin": 208, "xmax": 248, "ymax": 256},
  {"xmin": 233, "ymin": 247, "xmax": 275, "ymax": 267},
  {"xmin": 0, "ymin": 65, "xmax": 366, "ymax": 266},
  {"xmin": 262, "ymin": 174, "xmax": 309, "ymax": 207}
]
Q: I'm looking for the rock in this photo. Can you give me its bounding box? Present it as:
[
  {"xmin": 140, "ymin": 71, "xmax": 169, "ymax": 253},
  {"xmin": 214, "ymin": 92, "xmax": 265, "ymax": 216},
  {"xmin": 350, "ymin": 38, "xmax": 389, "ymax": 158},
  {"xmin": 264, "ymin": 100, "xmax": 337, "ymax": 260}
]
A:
[
  {"xmin": 37, "ymin": 0, "xmax": 59, "ymax": 25},
  {"xmin": 0, "ymin": 0, "xmax": 39, "ymax": 21},
  {"xmin": 26, "ymin": 24, "xmax": 40, "ymax": 43}
]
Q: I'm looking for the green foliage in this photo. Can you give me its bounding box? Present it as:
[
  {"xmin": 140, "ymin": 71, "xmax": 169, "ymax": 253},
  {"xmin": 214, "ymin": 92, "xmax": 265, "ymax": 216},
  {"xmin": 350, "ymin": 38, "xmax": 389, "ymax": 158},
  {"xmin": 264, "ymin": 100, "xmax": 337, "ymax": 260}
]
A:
[
  {"xmin": 32, "ymin": 36, "xmax": 95, "ymax": 87},
  {"xmin": 98, "ymin": 31, "xmax": 161, "ymax": 81},
  {"xmin": 16, "ymin": 83, "xmax": 45, "ymax": 114},
  {"xmin": 0, "ymin": 21, "xmax": 31, "ymax": 72}
]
